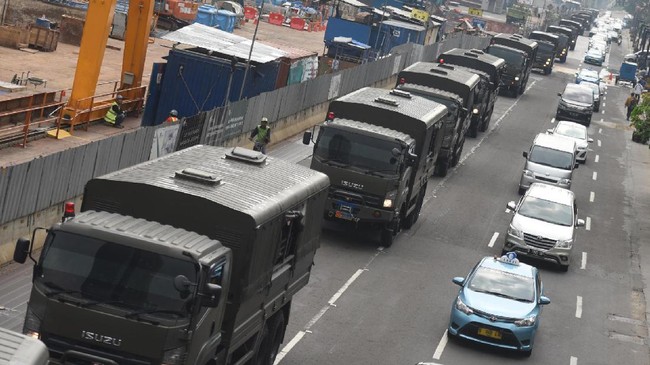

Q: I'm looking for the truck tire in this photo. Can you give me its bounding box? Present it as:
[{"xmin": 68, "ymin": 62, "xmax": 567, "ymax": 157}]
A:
[
  {"xmin": 451, "ymin": 141, "xmax": 464, "ymax": 167},
  {"xmin": 467, "ymin": 123, "xmax": 478, "ymax": 138},
  {"xmin": 479, "ymin": 111, "xmax": 492, "ymax": 132},
  {"xmin": 560, "ymin": 55, "xmax": 567, "ymax": 63},
  {"xmin": 435, "ymin": 155, "xmax": 450, "ymax": 177},
  {"xmin": 255, "ymin": 313, "xmax": 286, "ymax": 365},
  {"xmin": 381, "ymin": 227, "xmax": 395, "ymax": 247},
  {"xmin": 403, "ymin": 185, "xmax": 426, "ymax": 229}
]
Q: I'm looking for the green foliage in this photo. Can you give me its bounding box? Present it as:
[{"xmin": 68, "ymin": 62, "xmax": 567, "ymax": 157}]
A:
[{"xmin": 630, "ymin": 93, "xmax": 650, "ymax": 143}]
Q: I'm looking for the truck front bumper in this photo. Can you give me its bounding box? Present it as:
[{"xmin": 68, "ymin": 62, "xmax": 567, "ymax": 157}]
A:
[{"xmin": 325, "ymin": 197, "xmax": 396, "ymax": 224}]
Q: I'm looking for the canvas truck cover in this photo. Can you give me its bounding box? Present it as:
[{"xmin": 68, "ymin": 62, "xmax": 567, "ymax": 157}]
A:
[
  {"xmin": 327, "ymin": 87, "xmax": 447, "ymax": 162},
  {"xmin": 0, "ymin": 327, "xmax": 48, "ymax": 365},
  {"xmin": 398, "ymin": 62, "xmax": 480, "ymax": 105},
  {"xmin": 438, "ymin": 48, "xmax": 506, "ymax": 86},
  {"xmin": 82, "ymin": 145, "xmax": 330, "ymax": 316},
  {"xmin": 491, "ymin": 33, "xmax": 538, "ymax": 59}
]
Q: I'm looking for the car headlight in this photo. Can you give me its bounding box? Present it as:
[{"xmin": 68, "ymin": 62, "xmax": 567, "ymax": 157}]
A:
[
  {"xmin": 559, "ymin": 178, "xmax": 571, "ymax": 185},
  {"xmin": 455, "ymin": 297, "xmax": 473, "ymax": 315},
  {"xmin": 523, "ymin": 169, "xmax": 534, "ymax": 177},
  {"xmin": 23, "ymin": 307, "xmax": 42, "ymax": 339},
  {"xmin": 472, "ymin": 108, "xmax": 479, "ymax": 114},
  {"xmin": 514, "ymin": 315, "xmax": 537, "ymax": 327},
  {"xmin": 514, "ymin": 76, "xmax": 520, "ymax": 81},
  {"xmin": 162, "ymin": 347, "xmax": 187, "ymax": 365},
  {"xmin": 556, "ymin": 238, "xmax": 573, "ymax": 248},
  {"xmin": 508, "ymin": 224, "xmax": 524, "ymax": 239}
]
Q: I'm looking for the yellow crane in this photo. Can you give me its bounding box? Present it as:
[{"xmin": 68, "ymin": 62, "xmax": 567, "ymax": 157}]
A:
[{"xmin": 57, "ymin": 0, "xmax": 155, "ymax": 134}]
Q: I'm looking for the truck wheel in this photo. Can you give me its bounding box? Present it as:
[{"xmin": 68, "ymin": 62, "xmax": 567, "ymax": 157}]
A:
[
  {"xmin": 435, "ymin": 156, "xmax": 450, "ymax": 177},
  {"xmin": 255, "ymin": 313, "xmax": 286, "ymax": 365},
  {"xmin": 380, "ymin": 227, "xmax": 395, "ymax": 247},
  {"xmin": 518, "ymin": 83, "xmax": 525, "ymax": 95},
  {"xmin": 403, "ymin": 185, "xmax": 426, "ymax": 229},
  {"xmin": 479, "ymin": 112, "xmax": 492, "ymax": 132},
  {"xmin": 451, "ymin": 141, "xmax": 464, "ymax": 167},
  {"xmin": 511, "ymin": 87, "xmax": 518, "ymax": 98},
  {"xmin": 467, "ymin": 124, "xmax": 478, "ymax": 138},
  {"xmin": 560, "ymin": 55, "xmax": 567, "ymax": 63}
]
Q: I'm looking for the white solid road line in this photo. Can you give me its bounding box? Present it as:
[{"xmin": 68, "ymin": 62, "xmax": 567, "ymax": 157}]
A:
[
  {"xmin": 433, "ymin": 330, "xmax": 449, "ymax": 360},
  {"xmin": 488, "ymin": 232, "xmax": 499, "ymax": 248},
  {"xmin": 590, "ymin": 191, "xmax": 595, "ymax": 202},
  {"xmin": 581, "ymin": 252, "xmax": 587, "ymax": 270},
  {"xmin": 274, "ymin": 331, "xmax": 306, "ymax": 365},
  {"xmin": 586, "ymin": 217, "xmax": 591, "ymax": 231},
  {"xmin": 593, "ymin": 171, "xmax": 598, "ymax": 181},
  {"xmin": 595, "ymin": 155, "xmax": 600, "ymax": 163},
  {"xmin": 329, "ymin": 269, "xmax": 364, "ymax": 305},
  {"xmin": 571, "ymin": 356, "xmax": 578, "ymax": 365},
  {"xmin": 576, "ymin": 296, "xmax": 583, "ymax": 318},
  {"xmin": 597, "ymin": 139, "xmax": 602, "ymax": 147}
]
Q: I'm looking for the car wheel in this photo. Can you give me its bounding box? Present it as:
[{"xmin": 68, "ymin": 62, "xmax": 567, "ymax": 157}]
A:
[
  {"xmin": 560, "ymin": 264, "xmax": 569, "ymax": 272},
  {"xmin": 518, "ymin": 186, "xmax": 526, "ymax": 195},
  {"xmin": 522, "ymin": 349, "xmax": 532, "ymax": 358}
]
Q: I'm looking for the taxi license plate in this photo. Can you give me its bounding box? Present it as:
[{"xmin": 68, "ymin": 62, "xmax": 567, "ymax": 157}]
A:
[{"xmin": 477, "ymin": 327, "xmax": 502, "ymax": 340}]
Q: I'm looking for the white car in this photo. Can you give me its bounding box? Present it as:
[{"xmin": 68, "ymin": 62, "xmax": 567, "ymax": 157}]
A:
[{"xmin": 547, "ymin": 121, "xmax": 593, "ymax": 163}]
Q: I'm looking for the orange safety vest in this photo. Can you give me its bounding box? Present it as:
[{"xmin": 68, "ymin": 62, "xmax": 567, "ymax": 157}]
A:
[{"xmin": 165, "ymin": 116, "xmax": 179, "ymax": 123}]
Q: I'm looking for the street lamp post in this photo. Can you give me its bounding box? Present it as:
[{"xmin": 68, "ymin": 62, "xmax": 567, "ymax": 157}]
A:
[{"xmin": 238, "ymin": 0, "xmax": 264, "ymax": 101}]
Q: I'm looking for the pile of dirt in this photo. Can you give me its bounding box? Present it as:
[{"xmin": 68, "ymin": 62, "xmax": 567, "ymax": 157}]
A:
[{"xmin": 5, "ymin": 0, "xmax": 86, "ymax": 27}]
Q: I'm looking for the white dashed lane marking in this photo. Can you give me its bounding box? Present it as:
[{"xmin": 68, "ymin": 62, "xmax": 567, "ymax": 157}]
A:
[
  {"xmin": 597, "ymin": 139, "xmax": 601, "ymax": 147},
  {"xmin": 593, "ymin": 171, "xmax": 597, "ymax": 180},
  {"xmin": 576, "ymin": 296, "xmax": 583, "ymax": 318},
  {"xmin": 586, "ymin": 217, "xmax": 591, "ymax": 231},
  {"xmin": 581, "ymin": 252, "xmax": 587, "ymax": 270},
  {"xmin": 432, "ymin": 330, "xmax": 448, "ymax": 360},
  {"xmin": 590, "ymin": 192, "xmax": 595, "ymax": 202},
  {"xmin": 571, "ymin": 356, "xmax": 578, "ymax": 365},
  {"xmin": 595, "ymin": 155, "xmax": 599, "ymax": 163},
  {"xmin": 488, "ymin": 232, "xmax": 499, "ymax": 248}
]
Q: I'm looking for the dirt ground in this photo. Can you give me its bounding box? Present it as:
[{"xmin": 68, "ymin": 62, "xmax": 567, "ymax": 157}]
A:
[{"xmin": 0, "ymin": 0, "xmax": 326, "ymax": 92}]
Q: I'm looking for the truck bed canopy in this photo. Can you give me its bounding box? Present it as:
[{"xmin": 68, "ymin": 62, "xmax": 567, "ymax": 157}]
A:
[
  {"xmin": 398, "ymin": 62, "xmax": 480, "ymax": 104},
  {"xmin": 438, "ymin": 48, "xmax": 506, "ymax": 86}
]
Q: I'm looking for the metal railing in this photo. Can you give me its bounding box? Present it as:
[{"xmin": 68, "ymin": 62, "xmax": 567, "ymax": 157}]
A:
[{"xmin": 0, "ymin": 91, "xmax": 65, "ymax": 147}]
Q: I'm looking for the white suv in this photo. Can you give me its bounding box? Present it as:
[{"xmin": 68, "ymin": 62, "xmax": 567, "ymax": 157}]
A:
[{"xmin": 503, "ymin": 183, "xmax": 585, "ymax": 271}]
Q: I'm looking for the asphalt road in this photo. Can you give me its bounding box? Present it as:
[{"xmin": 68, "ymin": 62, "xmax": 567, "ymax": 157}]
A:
[{"xmin": 1, "ymin": 13, "xmax": 648, "ymax": 365}]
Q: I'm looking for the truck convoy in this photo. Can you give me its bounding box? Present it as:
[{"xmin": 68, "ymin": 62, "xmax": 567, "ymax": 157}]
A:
[
  {"xmin": 528, "ymin": 31, "xmax": 560, "ymax": 74},
  {"xmin": 303, "ymin": 87, "xmax": 447, "ymax": 246},
  {"xmin": 437, "ymin": 48, "xmax": 506, "ymax": 135},
  {"xmin": 395, "ymin": 63, "xmax": 479, "ymax": 176},
  {"xmin": 487, "ymin": 34, "xmax": 538, "ymax": 96},
  {"xmin": 13, "ymin": 145, "xmax": 330, "ymax": 365},
  {"xmin": 547, "ymin": 25, "xmax": 577, "ymax": 52},
  {"xmin": 559, "ymin": 19, "xmax": 584, "ymax": 38}
]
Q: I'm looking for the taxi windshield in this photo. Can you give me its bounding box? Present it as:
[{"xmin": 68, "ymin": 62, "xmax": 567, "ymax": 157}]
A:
[{"xmin": 467, "ymin": 266, "xmax": 535, "ymax": 302}]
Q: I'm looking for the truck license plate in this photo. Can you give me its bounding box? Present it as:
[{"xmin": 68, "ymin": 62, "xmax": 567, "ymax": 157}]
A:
[
  {"xmin": 477, "ymin": 327, "xmax": 502, "ymax": 340},
  {"xmin": 335, "ymin": 205, "xmax": 354, "ymax": 220}
]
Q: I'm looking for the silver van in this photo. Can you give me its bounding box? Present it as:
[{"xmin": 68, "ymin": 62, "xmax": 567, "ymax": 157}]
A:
[
  {"xmin": 0, "ymin": 327, "xmax": 49, "ymax": 364},
  {"xmin": 519, "ymin": 133, "xmax": 578, "ymax": 194}
]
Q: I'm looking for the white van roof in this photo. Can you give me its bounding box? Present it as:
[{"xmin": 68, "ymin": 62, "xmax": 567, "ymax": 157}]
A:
[{"xmin": 533, "ymin": 132, "xmax": 577, "ymax": 153}]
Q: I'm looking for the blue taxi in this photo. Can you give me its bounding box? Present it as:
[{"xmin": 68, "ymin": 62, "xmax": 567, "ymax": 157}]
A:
[{"xmin": 447, "ymin": 253, "xmax": 550, "ymax": 356}]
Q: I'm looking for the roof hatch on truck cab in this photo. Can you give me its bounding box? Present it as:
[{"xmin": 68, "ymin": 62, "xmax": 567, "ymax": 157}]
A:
[
  {"xmin": 175, "ymin": 167, "xmax": 223, "ymax": 186},
  {"xmin": 389, "ymin": 89, "xmax": 412, "ymax": 98},
  {"xmin": 374, "ymin": 96, "xmax": 400, "ymax": 106},
  {"xmin": 225, "ymin": 146, "xmax": 267, "ymax": 165}
]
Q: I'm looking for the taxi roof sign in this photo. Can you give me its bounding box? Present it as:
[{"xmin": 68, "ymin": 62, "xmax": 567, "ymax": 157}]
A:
[{"xmin": 496, "ymin": 252, "xmax": 520, "ymax": 265}]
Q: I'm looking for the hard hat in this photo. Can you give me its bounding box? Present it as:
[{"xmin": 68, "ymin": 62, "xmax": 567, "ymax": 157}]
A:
[
  {"xmin": 170, "ymin": 109, "xmax": 178, "ymax": 117},
  {"xmin": 116, "ymin": 95, "xmax": 124, "ymax": 100},
  {"xmin": 261, "ymin": 117, "xmax": 269, "ymax": 123}
]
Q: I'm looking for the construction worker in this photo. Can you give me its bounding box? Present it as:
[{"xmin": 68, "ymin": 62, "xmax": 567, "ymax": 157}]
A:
[
  {"xmin": 165, "ymin": 109, "xmax": 179, "ymax": 123},
  {"xmin": 104, "ymin": 95, "xmax": 125, "ymax": 129},
  {"xmin": 249, "ymin": 117, "xmax": 271, "ymax": 154}
]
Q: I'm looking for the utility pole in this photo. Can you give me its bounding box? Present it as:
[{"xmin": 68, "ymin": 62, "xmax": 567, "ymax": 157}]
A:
[
  {"xmin": 1, "ymin": 0, "xmax": 9, "ymax": 26},
  {"xmin": 238, "ymin": 0, "xmax": 264, "ymax": 101}
]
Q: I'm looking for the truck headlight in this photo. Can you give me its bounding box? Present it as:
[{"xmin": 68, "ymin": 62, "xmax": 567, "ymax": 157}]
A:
[
  {"xmin": 547, "ymin": 58, "xmax": 551, "ymax": 62},
  {"xmin": 514, "ymin": 76, "xmax": 520, "ymax": 81},
  {"xmin": 515, "ymin": 315, "xmax": 537, "ymax": 327},
  {"xmin": 384, "ymin": 190, "xmax": 398, "ymax": 209},
  {"xmin": 23, "ymin": 307, "xmax": 42, "ymax": 339},
  {"xmin": 455, "ymin": 297, "xmax": 473, "ymax": 315},
  {"xmin": 508, "ymin": 224, "xmax": 524, "ymax": 239},
  {"xmin": 472, "ymin": 108, "xmax": 479, "ymax": 114},
  {"xmin": 556, "ymin": 238, "xmax": 573, "ymax": 248},
  {"xmin": 162, "ymin": 347, "xmax": 187, "ymax": 365},
  {"xmin": 383, "ymin": 199, "xmax": 393, "ymax": 208}
]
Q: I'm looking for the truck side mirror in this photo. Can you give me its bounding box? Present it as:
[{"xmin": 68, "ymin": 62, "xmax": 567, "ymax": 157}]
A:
[
  {"xmin": 13, "ymin": 238, "xmax": 30, "ymax": 264},
  {"xmin": 202, "ymin": 283, "xmax": 222, "ymax": 307},
  {"xmin": 405, "ymin": 151, "xmax": 418, "ymax": 166},
  {"xmin": 522, "ymin": 151, "xmax": 528, "ymax": 158},
  {"xmin": 302, "ymin": 131, "xmax": 312, "ymax": 145}
]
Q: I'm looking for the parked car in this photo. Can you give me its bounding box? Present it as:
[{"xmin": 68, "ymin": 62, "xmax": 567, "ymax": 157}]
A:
[
  {"xmin": 578, "ymin": 81, "xmax": 601, "ymax": 111},
  {"xmin": 504, "ymin": 183, "xmax": 585, "ymax": 271},
  {"xmin": 547, "ymin": 121, "xmax": 593, "ymax": 163},
  {"xmin": 447, "ymin": 253, "xmax": 551, "ymax": 356},
  {"xmin": 556, "ymin": 83, "xmax": 594, "ymax": 126},
  {"xmin": 575, "ymin": 68, "xmax": 600, "ymax": 84}
]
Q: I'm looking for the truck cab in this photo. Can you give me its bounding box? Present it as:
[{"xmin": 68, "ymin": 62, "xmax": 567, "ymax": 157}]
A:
[
  {"xmin": 488, "ymin": 34, "xmax": 537, "ymax": 96},
  {"xmin": 559, "ymin": 19, "xmax": 584, "ymax": 38},
  {"xmin": 547, "ymin": 25, "xmax": 576, "ymax": 52},
  {"xmin": 14, "ymin": 145, "xmax": 330, "ymax": 365},
  {"xmin": 437, "ymin": 48, "xmax": 506, "ymax": 133},
  {"xmin": 528, "ymin": 31, "xmax": 559, "ymax": 75},
  {"xmin": 486, "ymin": 44, "xmax": 528, "ymax": 97},
  {"xmin": 305, "ymin": 87, "xmax": 447, "ymax": 247}
]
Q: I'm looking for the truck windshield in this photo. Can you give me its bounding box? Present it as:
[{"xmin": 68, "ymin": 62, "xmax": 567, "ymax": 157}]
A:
[
  {"xmin": 487, "ymin": 47, "xmax": 524, "ymax": 69},
  {"xmin": 314, "ymin": 127, "xmax": 401, "ymax": 176},
  {"xmin": 529, "ymin": 145, "xmax": 574, "ymax": 170},
  {"xmin": 537, "ymin": 42, "xmax": 555, "ymax": 55},
  {"xmin": 38, "ymin": 231, "xmax": 197, "ymax": 318}
]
